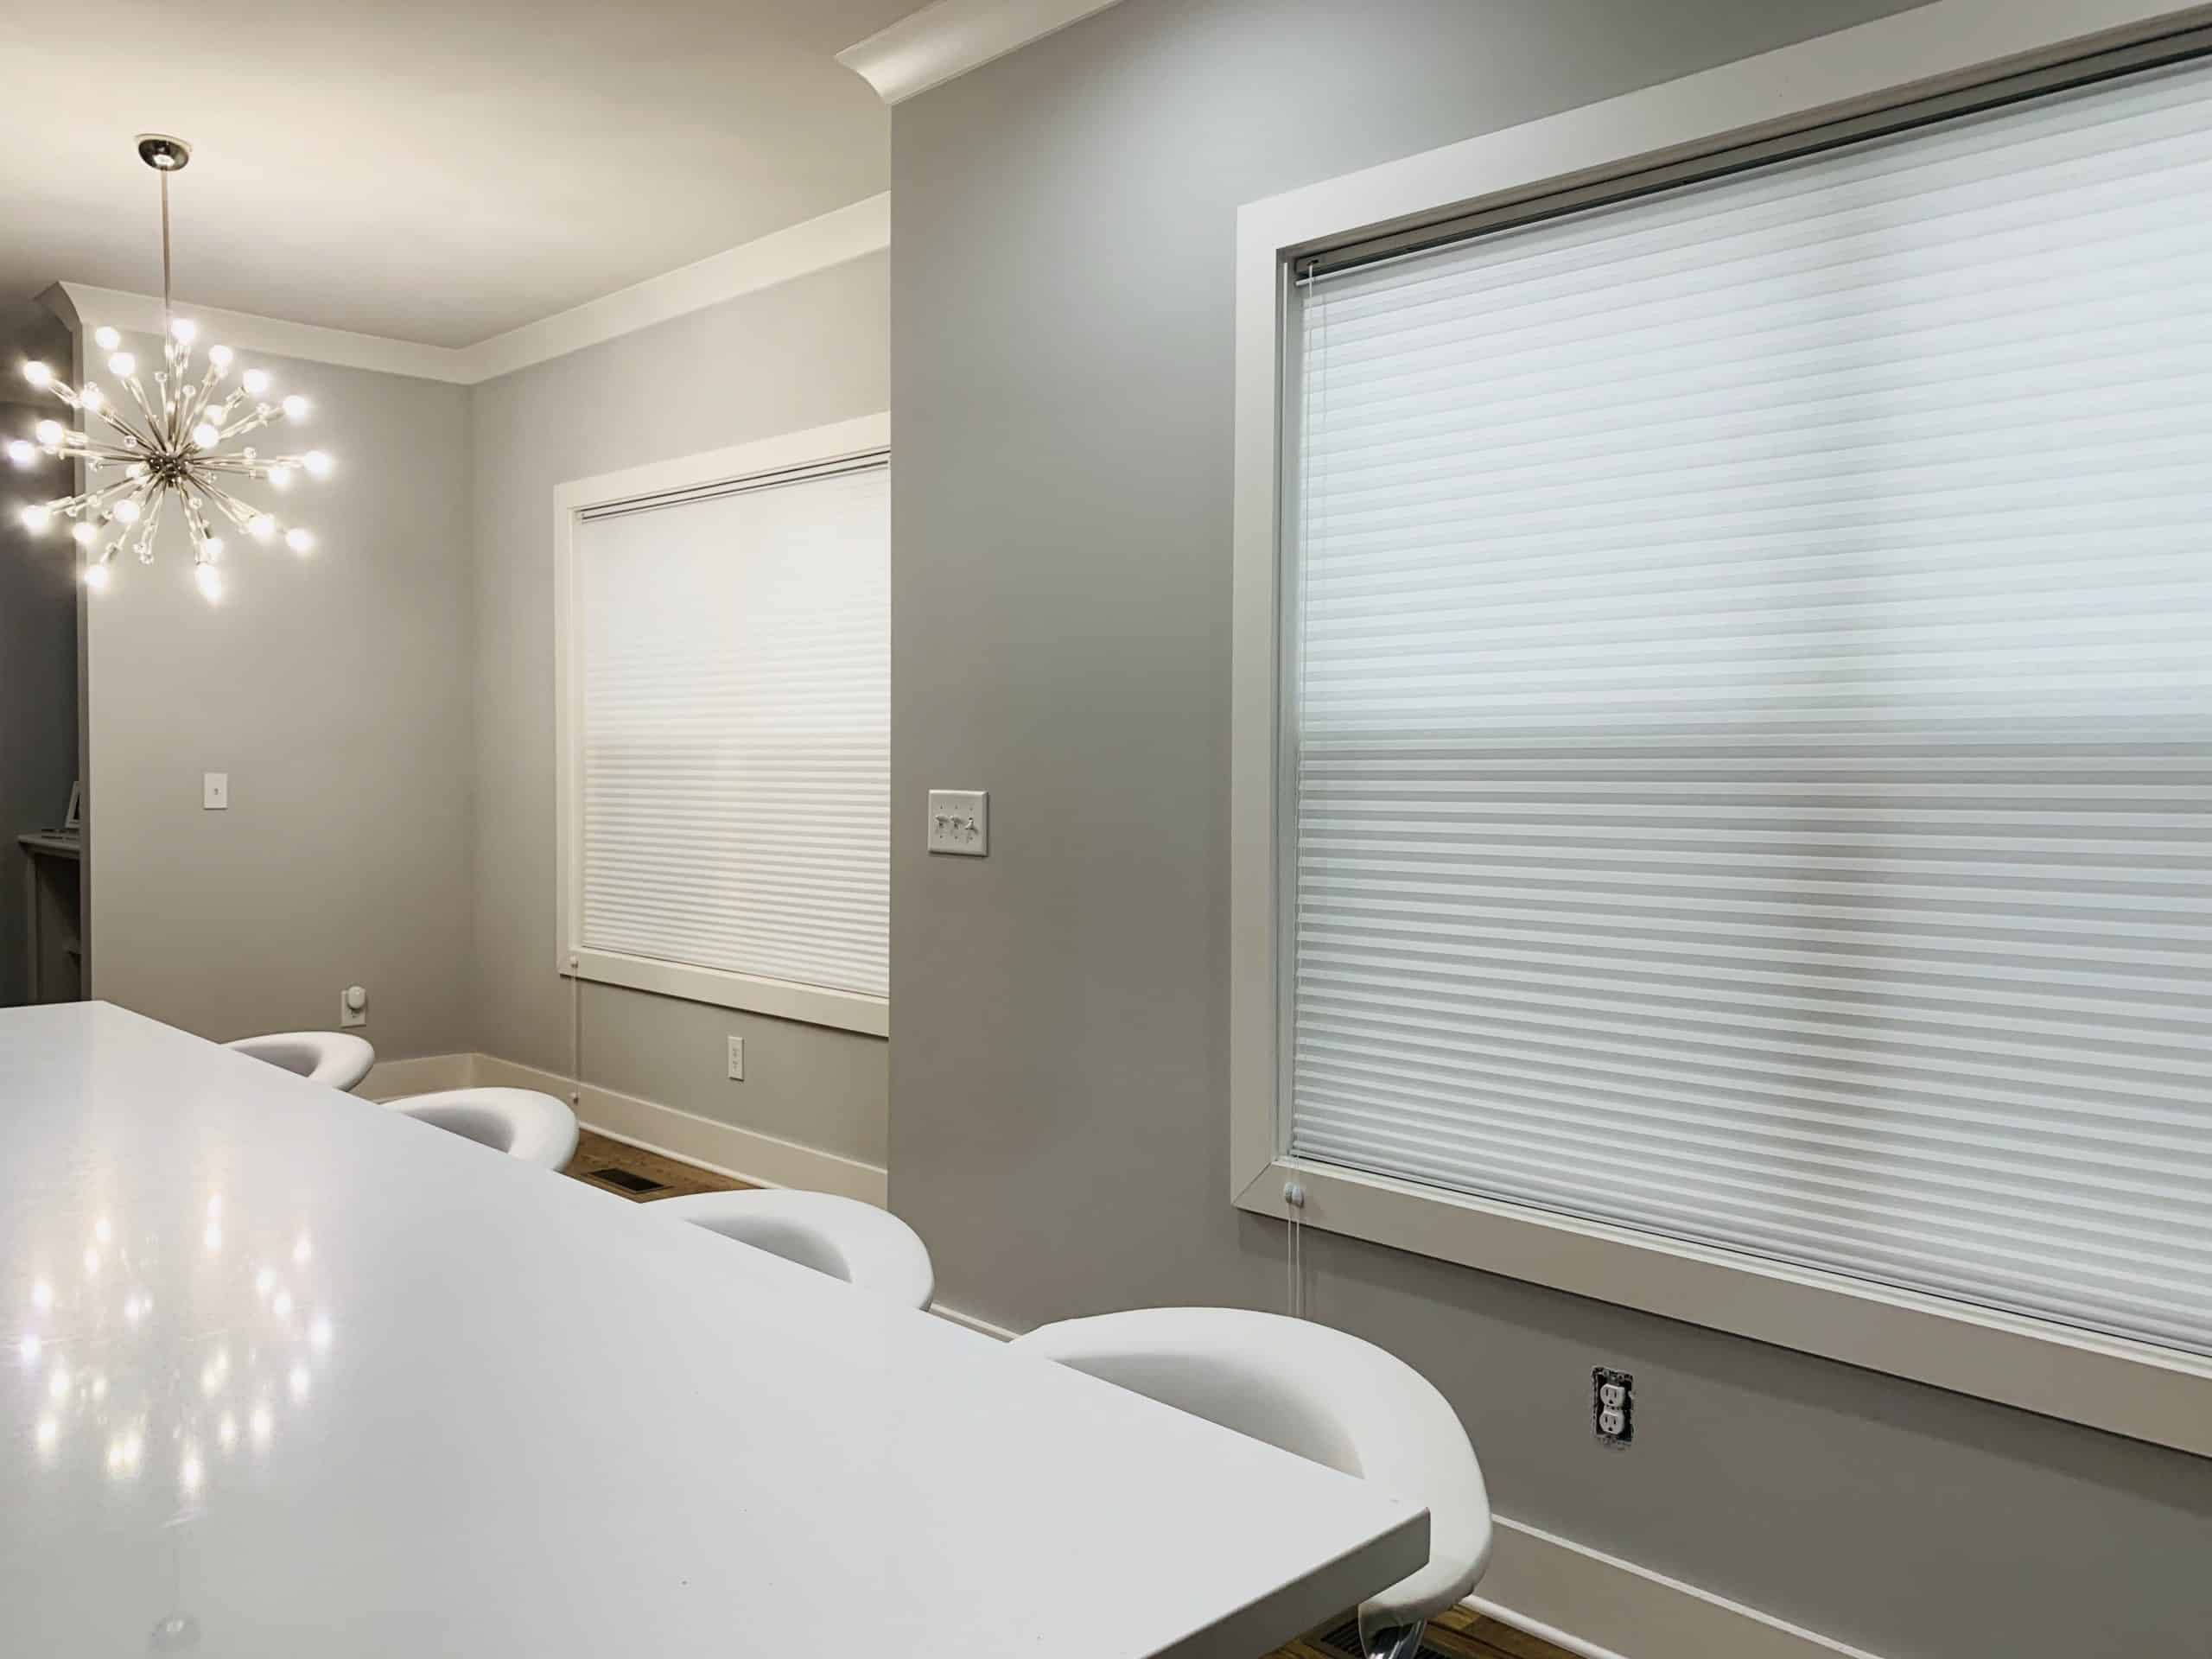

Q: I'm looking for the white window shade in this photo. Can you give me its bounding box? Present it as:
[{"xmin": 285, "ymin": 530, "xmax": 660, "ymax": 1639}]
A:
[
  {"xmin": 577, "ymin": 462, "xmax": 889, "ymax": 1002},
  {"xmin": 1288, "ymin": 56, "xmax": 2212, "ymax": 1355}
]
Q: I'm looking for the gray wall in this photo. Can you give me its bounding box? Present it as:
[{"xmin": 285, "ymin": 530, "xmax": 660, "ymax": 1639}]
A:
[
  {"xmin": 467, "ymin": 251, "xmax": 890, "ymax": 1169},
  {"xmin": 86, "ymin": 336, "xmax": 475, "ymax": 1057},
  {"xmin": 887, "ymin": 3, "xmax": 2212, "ymax": 1656}
]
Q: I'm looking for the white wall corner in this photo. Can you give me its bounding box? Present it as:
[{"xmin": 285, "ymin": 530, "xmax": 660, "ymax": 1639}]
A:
[
  {"xmin": 43, "ymin": 193, "xmax": 891, "ymax": 387},
  {"xmin": 838, "ymin": 0, "xmax": 1128, "ymax": 104},
  {"xmin": 35, "ymin": 281, "xmax": 84, "ymax": 336}
]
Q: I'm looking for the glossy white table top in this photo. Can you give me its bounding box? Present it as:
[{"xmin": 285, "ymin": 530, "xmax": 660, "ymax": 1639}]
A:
[{"xmin": 0, "ymin": 1003, "xmax": 1423, "ymax": 1657}]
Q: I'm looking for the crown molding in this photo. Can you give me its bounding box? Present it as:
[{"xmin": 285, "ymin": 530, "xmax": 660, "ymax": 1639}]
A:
[
  {"xmin": 838, "ymin": 0, "xmax": 1126, "ymax": 104},
  {"xmin": 42, "ymin": 192, "xmax": 890, "ymax": 387},
  {"xmin": 48, "ymin": 282, "xmax": 468, "ymax": 382},
  {"xmin": 462, "ymin": 193, "xmax": 888, "ymax": 381}
]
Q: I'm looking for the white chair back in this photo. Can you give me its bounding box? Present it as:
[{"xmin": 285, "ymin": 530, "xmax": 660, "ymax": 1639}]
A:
[
  {"xmin": 652, "ymin": 1190, "xmax": 935, "ymax": 1310},
  {"xmin": 1011, "ymin": 1307, "xmax": 1489, "ymax": 1649},
  {"xmin": 225, "ymin": 1031, "xmax": 376, "ymax": 1092},
  {"xmin": 384, "ymin": 1088, "xmax": 578, "ymax": 1171}
]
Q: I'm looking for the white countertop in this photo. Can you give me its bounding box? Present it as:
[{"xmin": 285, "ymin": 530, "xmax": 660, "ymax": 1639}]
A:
[{"xmin": 0, "ymin": 1002, "xmax": 1423, "ymax": 1657}]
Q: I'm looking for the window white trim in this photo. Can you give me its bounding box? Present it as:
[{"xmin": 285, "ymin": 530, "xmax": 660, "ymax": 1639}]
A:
[
  {"xmin": 554, "ymin": 413, "xmax": 892, "ymax": 1039},
  {"xmin": 1230, "ymin": 0, "xmax": 2212, "ymax": 1459}
]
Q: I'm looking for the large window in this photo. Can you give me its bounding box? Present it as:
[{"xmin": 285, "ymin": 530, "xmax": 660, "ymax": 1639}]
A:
[
  {"xmin": 1231, "ymin": 5, "xmax": 2212, "ymax": 1454},
  {"xmin": 556, "ymin": 416, "xmax": 889, "ymax": 1035}
]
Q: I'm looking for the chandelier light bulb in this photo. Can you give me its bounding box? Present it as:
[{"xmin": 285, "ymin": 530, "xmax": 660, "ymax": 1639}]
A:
[
  {"xmin": 170, "ymin": 318, "xmax": 197, "ymax": 344},
  {"xmin": 108, "ymin": 353, "xmax": 136, "ymax": 378},
  {"xmin": 79, "ymin": 383, "xmax": 103, "ymax": 410},
  {"xmin": 194, "ymin": 562, "xmax": 223, "ymax": 603},
  {"xmin": 282, "ymin": 396, "xmax": 309, "ymax": 421},
  {"xmin": 19, "ymin": 505, "xmax": 49, "ymax": 531},
  {"xmin": 269, "ymin": 465, "xmax": 292, "ymax": 490},
  {"xmin": 5, "ymin": 440, "xmax": 30, "ymax": 467},
  {"xmin": 93, "ymin": 327, "xmax": 121, "ymax": 352},
  {"xmin": 302, "ymin": 450, "xmax": 332, "ymax": 479},
  {"xmin": 191, "ymin": 423, "xmax": 220, "ymax": 449},
  {"xmin": 23, "ymin": 361, "xmax": 50, "ymax": 388},
  {"xmin": 82, "ymin": 562, "xmax": 111, "ymax": 592},
  {"xmin": 35, "ymin": 419, "xmax": 63, "ymax": 447},
  {"xmin": 284, "ymin": 526, "xmax": 315, "ymax": 554},
  {"xmin": 72, "ymin": 521, "xmax": 98, "ymax": 546},
  {"xmin": 113, "ymin": 499, "xmax": 141, "ymax": 525},
  {"xmin": 249, "ymin": 514, "xmax": 276, "ymax": 543},
  {"xmin": 202, "ymin": 535, "xmax": 224, "ymax": 560},
  {"xmin": 241, "ymin": 369, "xmax": 270, "ymax": 397},
  {"xmin": 208, "ymin": 344, "xmax": 232, "ymax": 369}
]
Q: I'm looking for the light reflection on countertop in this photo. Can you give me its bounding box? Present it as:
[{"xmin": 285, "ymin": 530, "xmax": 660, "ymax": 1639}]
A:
[{"xmin": 17, "ymin": 1185, "xmax": 334, "ymax": 1513}]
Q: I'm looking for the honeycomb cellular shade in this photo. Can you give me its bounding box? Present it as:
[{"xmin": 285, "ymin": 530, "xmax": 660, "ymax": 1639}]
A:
[
  {"xmin": 1285, "ymin": 54, "xmax": 2212, "ymax": 1353},
  {"xmin": 577, "ymin": 462, "xmax": 889, "ymax": 1000}
]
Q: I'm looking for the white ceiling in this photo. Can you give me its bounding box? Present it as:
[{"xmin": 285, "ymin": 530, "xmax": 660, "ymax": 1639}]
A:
[{"xmin": 0, "ymin": 0, "xmax": 918, "ymax": 347}]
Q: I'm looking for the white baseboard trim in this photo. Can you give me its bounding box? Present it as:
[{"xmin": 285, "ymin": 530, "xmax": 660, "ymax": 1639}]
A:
[
  {"xmin": 471, "ymin": 1053, "xmax": 887, "ymax": 1206},
  {"xmin": 931, "ymin": 1302, "xmax": 1022, "ymax": 1343},
  {"xmin": 1472, "ymin": 1516, "xmax": 1885, "ymax": 1659},
  {"xmin": 359, "ymin": 1052, "xmax": 475, "ymax": 1101},
  {"xmin": 359, "ymin": 1050, "xmax": 887, "ymax": 1205},
  {"xmin": 925, "ymin": 1305, "xmax": 1881, "ymax": 1659}
]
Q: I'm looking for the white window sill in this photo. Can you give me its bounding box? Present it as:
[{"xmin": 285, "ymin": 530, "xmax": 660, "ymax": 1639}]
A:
[
  {"xmin": 565, "ymin": 948, "xmax": 887, "ymax": 1038},
  {"xmin": 1236, "ymin": 1157, "xmax": 2212, "ymax": 1459}
]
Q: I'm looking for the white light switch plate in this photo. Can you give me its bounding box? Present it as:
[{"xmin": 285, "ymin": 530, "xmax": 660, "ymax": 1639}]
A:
[
  {"xmin": 202, "ymin": 772, "xmax": 229, "ymax": 810},
  {"xmin": 927, "ymin": 790, "xmax": 988, "ymax": 855},
  {"xmin": 727, "ymin": 1035, "xmax": 745, "ymax": 1081}
]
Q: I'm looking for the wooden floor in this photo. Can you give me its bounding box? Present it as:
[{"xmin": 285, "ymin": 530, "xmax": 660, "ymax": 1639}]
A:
[
  {"xmin": 556, "ymin": 1135, "xmax": 1578, "ymax": 1659},
  {"xmin": 562, "ymin": 1128, "xmax": 753, "ymax": 1202}
]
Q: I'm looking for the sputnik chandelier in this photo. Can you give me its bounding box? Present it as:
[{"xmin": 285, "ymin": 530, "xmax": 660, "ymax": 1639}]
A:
[{"xmin": 9, "ymin": 135, "xmax": 332, "ymax": 602}]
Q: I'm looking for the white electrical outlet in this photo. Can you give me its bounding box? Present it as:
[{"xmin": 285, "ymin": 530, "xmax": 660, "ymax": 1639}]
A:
[
  {"xmin": 726, "ymin": 1035, "xmax": 744, "ymax": 1081},
  {"xmin": 927, "ymin": 789, "xmax": 988, "ymax": 855},
  {"xmin": 1592, "ymin": 1366, "xmax": 1634, "ymax": 1446},
  {"xmin": 340, "ymin": 985, "xmax": 367, "ymax": 1029},
  {"xmin": 202, "ymin": 772, "xmax": 229, "ymax": 810}
]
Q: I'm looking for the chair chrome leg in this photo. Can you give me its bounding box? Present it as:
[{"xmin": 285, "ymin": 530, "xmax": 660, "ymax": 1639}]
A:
[{"xmin": 1357, "ymin": 1616, "xmax": 1426, "ymax": 1659}]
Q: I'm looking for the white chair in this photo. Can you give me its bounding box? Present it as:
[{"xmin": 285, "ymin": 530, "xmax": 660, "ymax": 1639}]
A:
[
  {"xmin": 225, "ymin": 1031, "xmax": 376, "ymax": 1092},
  {"xmin": 383, "ymin": 1088, "xmax": 579, "ymax": 1171},
  {"xmin": 1009, "ymin": 1308, "xmax": 1490, "ymax": 1658},
  {"xmin": 652, "ymin": 1190, "xmax": 935, "ymax": 1310}
]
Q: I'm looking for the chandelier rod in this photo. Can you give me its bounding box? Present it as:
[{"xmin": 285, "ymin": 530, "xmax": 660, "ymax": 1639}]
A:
[{"xmin": 159, "ymin": 168, "xmax": 172, "ymax": 327}]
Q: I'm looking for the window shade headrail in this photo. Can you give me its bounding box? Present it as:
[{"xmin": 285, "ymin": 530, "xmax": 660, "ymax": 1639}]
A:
[
  {"xmin": 580, "ymin": 451, "xmax": 888, "ymax": 524},
  {"xmin": 1294, "ymin": 25, "xmax": 2212, "ymax": 289}
]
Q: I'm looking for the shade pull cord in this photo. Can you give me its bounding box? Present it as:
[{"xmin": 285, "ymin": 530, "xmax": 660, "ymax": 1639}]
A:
[
  {"xmin": 568, "ymin": 955, "xmax": 583, "ymax": 1111},
  {"xmin": 1284, "ymin": 1179, "xmax": 1306, "ymax": 1319}
]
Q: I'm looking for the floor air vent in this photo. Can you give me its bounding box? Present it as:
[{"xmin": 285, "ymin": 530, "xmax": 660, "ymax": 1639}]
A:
[
  {"xmin": 1314, "ymin": 1620, "xmax": 1451, "ymax": 1659},
  {"xmin": 588, "ymin": 1167, "xmax": 668, "ymax": 1194}
]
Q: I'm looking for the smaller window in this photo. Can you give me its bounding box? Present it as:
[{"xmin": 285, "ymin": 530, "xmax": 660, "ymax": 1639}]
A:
[{"xmin": 556, "ymin": 418, "xmax": 889, "ymax": 1035}]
